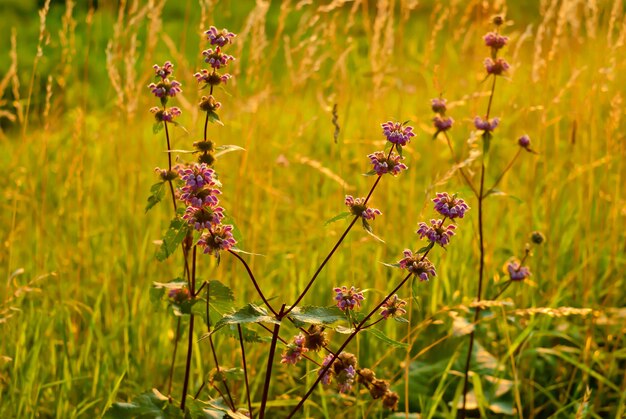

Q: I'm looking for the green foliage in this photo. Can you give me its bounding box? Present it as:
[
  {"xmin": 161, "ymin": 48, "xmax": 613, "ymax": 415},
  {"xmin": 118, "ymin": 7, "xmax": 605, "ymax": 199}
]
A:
[
  {"xmin": 324, "ymin": 212, "xmax": 352, "ymax": 225},
  {"xmin": 103, "ymin": 389, "xmax": 182, "ymax": 419},
  {"xmin": 145, "ymin": 182, "xmax": 166, "ymax": 213},
  {"xmin": 156, "ymin": 217, "xmax": 189, "ymax": 262},
  {"xmin": 288, "ymin": 305, "xmax": 346, "ymax": 327}
]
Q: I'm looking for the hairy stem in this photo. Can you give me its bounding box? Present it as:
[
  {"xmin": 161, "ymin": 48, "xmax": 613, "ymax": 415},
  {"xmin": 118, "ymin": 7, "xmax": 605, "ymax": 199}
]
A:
[
  {"xmin": 238, "ymin": 325, "xmax": 254, "ymax": 417},
  {"xmin": 228, "ymin": 250, "xmax": 278, "ymax": 316},
  {"xmin": 167, "ymin": 318, "xmax": 182, "ymax": 400},
  {"xmin": 259, "ymin": 305, "xmax": 285, "ymax": 419},
  {"xmin": 180, "ymin": 246, "xmax": 198, "ymax": 411}
]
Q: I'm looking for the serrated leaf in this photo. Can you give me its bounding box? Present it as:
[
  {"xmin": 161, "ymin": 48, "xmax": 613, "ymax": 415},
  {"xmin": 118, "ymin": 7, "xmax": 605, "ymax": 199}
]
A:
[
  {"xmin": 334, "ymin": 325, "xmax": 355, "ymax": 334},
  {"xmin": 156, "ymin": 217, "xmax": 189, "ymax": 262},
  {"xmin": 153, "ymin": 122, "xmax": 164, "ymax": 134},
  {"xmin": 146, "ymin": 182, "xmax": 166, "ymax": 213},
  {"xmin": 186, "ymin": 397, "xmax": 249, "ymax": 419},
  {"xmin": 363, "ymin": 328, "xmax": 409, "ymax": 348},
  {"xmin": 207, "ymin": 111, "xmax": 224, "ymax": 126},
  {"xmin": 215, "ymin": 144, "xmax": 245, "ymax": 158},
  {"xmin": 205, "ymin": 304, "xmax": 280, "ymax": 338},
  {"xmin": 416, "ymin": 241, "xmax": 436, "ymax": 254},
  {"xmin": 151, "ymin": 279, "xmax": 186, "ymax": 304},
  {"xmin": 324, "ymin": 212, "xmax": 352, "ymax": 226},
  {"xmin": 289, "ymin": 306, "xmax": 347, "ymax": 327},
  {"xmin": 103, "ymin": 389, "xmax": 182, "ymax": 419}
]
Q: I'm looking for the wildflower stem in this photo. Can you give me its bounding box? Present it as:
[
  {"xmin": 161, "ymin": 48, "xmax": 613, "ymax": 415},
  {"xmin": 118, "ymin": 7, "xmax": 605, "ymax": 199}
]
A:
[
  {"xmin": 491, "ymin": 280, "xmax": 512, "ymax": 300},
  {"xmin": 462, "ymin": 73, "xmax": 497, "ymax": 418},
  {"xmin": 203, "ymin": 111, "xmax": 209, "ymax": 142},
  {"xmin": 442, "ymin": 131, "xmax": 479, "ymax": 198},
  {"xmin": 287, "ymin": 272, "xmax": 415, "ymax": 418},
  {"xmin": 180, "ymin": 246, "xmax": 198, "ymax": 411},
  {"xmin": 163, "ymin": 120, "xmax": 177, "ymax": 211},
  {"xmin": 484, "ymin": 148, "xmax": 522, "ymax": 197},
  {"xmin": 237, "ymin": 325, "xmax": 254, "ymax": 417},
  {"xmin": 228, "ymin": 249, "xmax": 278, "ymax": 316},
  {"xmin": 167, "ymin": 318, "xmax": 182, "ymax": 400},
  {"xmin": 259, "ymin": 305, "xmax": 285, "ymax": 419}
]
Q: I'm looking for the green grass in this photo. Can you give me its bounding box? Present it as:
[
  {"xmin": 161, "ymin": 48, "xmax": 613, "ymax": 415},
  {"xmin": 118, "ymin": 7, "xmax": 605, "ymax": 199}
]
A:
[{"xmin": 1, "ymin": 1, "xmax": 625, "ymax": 417}]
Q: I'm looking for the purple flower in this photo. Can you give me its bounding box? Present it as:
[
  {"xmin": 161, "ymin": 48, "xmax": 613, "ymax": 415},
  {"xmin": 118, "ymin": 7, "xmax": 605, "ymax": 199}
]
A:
[
  {"xmin": 483, "ymin": 32, "xmax": 509, "ymax": 50},
  {"xmin": 337, "ymin": 365, "xmax": 356, "ymax": 393},
  {"xmin": 433, "ymin": 115, "xmax": 454, "ymax": 132},
  {"xmin": 202, "ymin": 47, "xmax": 235, "ymax": 69},
  {"xmin": 507, "ymin": 260, "xmax": 532, "ymax": 281},
  {"xmin": 417, "ymin": 219, "xmax": 457, "ymax": 247},
  {"xmin": 148, "ymin": 79, "xmax": 182, "ymax": 98},
  {"xmin": 398, "ymin": 250, "xmax": 436, "ymax": 281},
  {"xmin": 198, "ymin": 224, "xmax": 237, "ymax": 257},
  {"xmin": 150, "ymin": 106, "xmax": 181, "ymax": 123},
  {"xmin": 178, "ymin": 163, "xmax": 221, "ymax": 207},
  {"xmin": 381, "ymin": 121, "xmax": 415, "ymax": 146},
  {"xmin": 334, "ymin": 286, "xmax": 365, "ymax": 311},
  {"xmin": 168, "ymin": 286, "xmax": 190, "ymax": 304},
  {"xmin": 194, "ymin": 69, "xmax": 232, "ymax": 86},
  {"xmin": 432, "ymin": 192, "xmax": 470, "ymax": 219},
  {"xmin": 517, "ymin": 134, "xmax": 536, "ymax": 153},
  {"xmin": 153, "ymin": 61, "xmax": 174, "ymax": 79},
  {"xmin": 368, "ymin": 151, "xmax": 407, "ymax": 176},
  {"xmin": 280, "ymin": 333, "xmax": 308, "ymax": 365},
  {"xmin": 205, "ymin": 26, "xmax": 236, "ymax": 47},
  {"xmin": 431, "ymin": 98, "xmax": 447, "ymax": 114},
  {"xmin": 380, "ymin": 294, "xmax": 407, "ymax": 319},
  {"xmin": 484, "ymin": 57, "xmax": 510, "ymax": 75},
  {"xmin": 345, "ymin": 195, "xmax": 382, "ymax": 220},
  {"xmin": 182, "ymin": 204, "xmax": 224, "ymax": 231},
  {"xmin": 473, "ymin": 116, "xmax": 500, "ymax": 132},
  {"xmin": 319, "ymin": 354, "xmax": 334, "ymax": 385}
]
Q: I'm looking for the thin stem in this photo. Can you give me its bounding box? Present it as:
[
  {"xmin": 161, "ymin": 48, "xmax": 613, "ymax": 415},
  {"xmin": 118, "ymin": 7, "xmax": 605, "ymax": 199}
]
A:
[
  {"xmin": 484, "ymin": 148, "xmax": 522, "ymax": 197},
  {"xmin": 442, "ymin": 131, "xmax": 479, "ymax": 198},
  {"xmin": 287, "ymin": 272, "xmax": 415, "ymax": 418},
  {"xmin": 208, "ymin": 334, "xmax": 236, "ymax": 410},
  {"xmin": 259, "ymin": 305, "xmax": 285, "ymax": 419},
  {"xmin": 491, "ymin": 280, "xmax": 512, "ymax": 301},
  {"xmin": 193, "ymin": 381, "xmax": 206, "ymax": 399},
  {"xmin": 180, "ymin": 246, "xmax": 198, "ymax": 411},
  {"xmin": 163, "ymin": 120, "xmax": 177, "ymax": 211},
  {"xmin": 167, "ymin": 318, "xmax": 182, "ymax": 400},
  {"xmin": 203, "ymin": 111, "xmax": 209, "ymax": 142},
  {"xmin": 228, "ymin": 250, "xmax": 278, "ymax": 316},
  {"xmin": 238, "ymin": 325, "xmax": 254, "ymax": 417}
]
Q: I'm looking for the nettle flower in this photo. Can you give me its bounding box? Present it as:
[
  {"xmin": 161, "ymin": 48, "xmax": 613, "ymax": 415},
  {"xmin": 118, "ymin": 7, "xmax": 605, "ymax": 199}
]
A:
[
  {"xmin": 382, "ymin": 391, "xmax": 400, "ymax": 411},
  {"xmin": 484, "ymin": 32, "xmax": 509, "ymax": 50},
  {"xmin": 518, "ymin": 134, "xmax": 537, "ymax": 153},
  {"xmin": 398, "ymin": 250, "xmax": 437, "ymax": 281},
  {"xmin": 507, "ymin": 259, "xmax": 532, "ymax": 281},
  {"xmin": 178, "ymin": 163, "xmax": 220, "ymax": 202},
  {"xmin": 432, "ymin": 192, "xmax": 470, "ymax": 219},
  {"xmin": 381, "ymin": 121, "xmax": 415, "ymax": 146},
  {"xmin": 198, "ymin": 224, "xmax": 237, "ymax": 257},
  {"xmin": 368, "ymin": 151, "xmax": 407, "ymax": 176},
  {"xmin": 345, "ymin": 195, "xmax": 382, "ymax": 220},
  {"xmin": 433, "ymin": 115, "xmax": 454, "ymax": 132},
  {"xmin": 168, "ymin": 286, "xmax": 190, "ymax": 304},
  {"xmin": 194, "ymin": 69, "xmax": 232, "ymax": 86},
  {"xmin": 153, "ymin": 61, "xmax": 174, "ymax": 79},
  {"xmin": 431, "ymin": 97, "xmax": 447, "ymax": 114},
  {"xmin": 182, "ymin": 204, "xmax": 225, "ymax": 231},
  {"xmin": 202, "ymin": 47, "xmax": 235, "ymax": 70},
  {"xmin": 319, "ymin": 353, "xmax": 358, "ymax": 393},
  {"xmin": 334, "ymin": 286, "xmax": 365, "ymax": 311},
  {"xmin": 205, "ymin": 26, "xmax": 236, "ymax": 47},
  {"xmin": 155, "ymin": 167, "xmax": 178, "ymax": 182},
  {"xmin": 484, "ymin": 57, "xmax": 510, "ymax": 75},
  {"xmin": 380, "ymin": 294, "xmax": 407, "ymax": 319},
  {"xmin": 148, "ymin": 79, "xmax": 182, "ymax": 98},
  {"xmin": 319, "ymin": 354, "xmax": 335, "ymax": 385},
  {"xmin": 474, "ymin": 116, "xmax": 500, "ymax": 132},
  {"xmin": 281, "ymin": 333, "xmax": 308, "ymax": 365},
  {"xmin": 150, "ymin": 106, "xmax": 181, "ymax": 123},
  {"xmin": 417, "ymin": 219, "xmax": 457, "ymax": 247},
  {"xmin": 303, "ymin": 325, "xmax": 328, "ymax": 352}
]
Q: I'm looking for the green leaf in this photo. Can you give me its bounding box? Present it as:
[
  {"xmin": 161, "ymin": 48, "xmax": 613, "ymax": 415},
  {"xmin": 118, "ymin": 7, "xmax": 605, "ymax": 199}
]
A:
[
  {"xmin": 381, "ymin": 262, "xmax": 401, "ymax": 268},
  {"xmin": 204, "ymin": 304, "xmax": 280, "ymax": 338},
  {"xmin": 185, "ymin": 397, "xmax": 249, "ymax": 419},
  {"xmin": 207, "ymin": 111, "xmax": 224, "ymax": 126},
  {"xmin": 483, "ymin": 188, "xmax": 524, "ymax": 203},
  {"xmin": 221, "ymin": 215, "xmax": 244, "ymax": 244},
  {"xmin": 396, "ymin": 144, "xmax": 403, "ymax": 156},
  {"xmin": 103, "ymin": 389, "xmax": 182, "ymax": 419},
  {"xmin": 215, "ymin": 144, "xmax": 245, "ymax": 158},
  {"xmin": 289, "ymin": 306, "xmax": 347, "ymax": 327},
  {"xmin": 334, "ymin": 325, "xmax": 355, "ymax": 334},
  {"xmin": 206, "ymin": 280, "xmax": 235, "ymax": 313},
  {"xmin": 362, "ymin": 219, "xmax": 384, "ymax": 242},
  {"xmin": 324, "ymin": 212, "xmax": 352, "ymax": 226},
  {"xmin": 362, "ymin": 328, "xmax": 408, "ymax": 348},
  {"xmin": 156, "ymin": 217, "xmax": 189, "ymax": 262},
  {"xmin": 363, "ymin": 169, "xmax": 378, "ymax": 177},
  {"xmin": 482, "ymin": 131, "xmax": 492, "ymax": 154},
  {"xmin": 416, "ymin": 241, "xmax": 435, "ymax": 254},
  {"xmin": 145, "ymin": 182, "xmax": 166, "ymax": 213},
  {"xmin": 394, "ymin": 316, "xmax": 410, "ymax": 324},
  {"xmin": 153, "ymin": 122, "xmax": 164, "ymax": 134}
]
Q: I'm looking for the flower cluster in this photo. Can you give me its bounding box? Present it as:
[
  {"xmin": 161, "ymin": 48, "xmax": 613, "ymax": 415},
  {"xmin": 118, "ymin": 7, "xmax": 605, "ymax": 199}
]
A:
[
  {"xmin": 357, "ymin": 368, "xmax": 399, "ymax": 410},
  {"xmin": 205, "ymin": 26, "xmax": 236, "ymax": 47},
  {"xmin": 177, "ymin": 163, "xmax": 236, "ymax": 257},
  {"xmin": 150, "ymin": 106, "xmax": 181, "ymax": 123},
  {"xmin": 398, "ymin": 250, "xmax": 437, "ymax": 282},
  {"xmin": 195, "ymin": 27, "xmax": 236, "ymax": 89},
  {"xmin": 345, "ymin": 195, "xmax": 382, "ymax": 220},
  {"xmin": 167, "ymin": 286, "xmax": 190, "ymax": 304},
  {"xmin": 319, "ymin": 353, "xmax": 357, "ymax": 393},
  {"xmin": 380, "ymin": 294, "xmax": 407, "ymax": 319},
  {"xmin": 368, "ymin": 151, "xmax": 407, "ymax": 176},
  {"xmin": 507, "ymin": 258, "xmax": 532, "ymax": 281},
  {"xmin": 482, "ymin": 18, "xmax": 510, "ymax": 72},
  {"xmin": 148, "ymin": 60, "xmax": 183, "ymax": 116},
  {"xmin": 518, "ymin": 134, "xmax": 537, "ymax": 153},
  {"xmin": 381, "ymin": 121, "xmax": 415, "ymax": 146},
  {"xmin": 417, "ymin": 219, "xmax": 457, "ymax": 247},
  {"xmin": 334, "ymin": 286, "xmax": 365, "ymax": 311},
  {"xmin": 431, "ymin": 97, "xmax": 454, "ymax": 134},
  {"xmin": 432, "ymin": 192, "xmax": 470, "ymax": 219},
  {"xmin": 474, "ymin": 116, "xmax": 500, "ymax": 132},
  {"xmin": 281, "ymin": 333, "xmax": 308, "ymax": 365},
  {"xmin": 484, "ymin": 57, "xmax": 510, "ymax": 76}
]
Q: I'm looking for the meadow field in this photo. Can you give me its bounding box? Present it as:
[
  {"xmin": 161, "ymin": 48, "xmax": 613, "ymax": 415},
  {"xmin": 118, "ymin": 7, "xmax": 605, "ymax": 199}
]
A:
[{"xmin": 1, "ymin": 0, "xmax": 625, "ymax": 417}]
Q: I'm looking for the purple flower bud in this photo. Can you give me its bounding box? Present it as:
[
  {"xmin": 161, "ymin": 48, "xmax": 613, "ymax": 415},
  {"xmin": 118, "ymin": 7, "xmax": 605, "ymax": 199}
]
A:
[
  {"xmin": 380, "ymin": 294, "xmax": 407, "ymax": 319},
  {"xmin": 433, "ymin": 115, "xmax": 454, "ymax": 132},
  {"xmin": 432, "ymin": 192, "xmax": 470, "ymax": 219},
  {"xmin": 431, "ymin": 98, "xmax": 447, "ymax": 114},
  {"xmin": 280, "ymin": 333, "xmax": 308, "ymax": 365},
  {"xmin": 153, "ymin": 61, "xmax": 174, "ymax": 79},
  {"xmin": 198, "ymin": 224, "xmax": 237, "ymax": 257},
  {"xmin": 150, "ymin": 106, "xmax": 182, "ymax": 123},
  {"xmin": 416, "ymin": 219, "xmax": 457, "ymax": 247},
  {"xmin": 334, "ymin": 286, "xmax": 365, "ymax": 311},
  {"xmin": 202, "ymin": 47, "xmax": 235, "ymax": 70},
  {"xmin": 345, "ymin": 195, "xmax": 382, "ymax": 220},
  {"xmin": 507, "ymin": 260, "xmax": 532, "ymax": 281},
  {"xmin": 483, "ymin": 32, "xmax": 509, "ymax": 50},
  {"xmin": 473, "ymin": 116, "xmax": 500, "ymax": 132},
  {"xmin": 319, "ymin": 354, "xmax": 334, "ymax": 385},
  {"xmin": 398, "ymin": 250, "xmax": 436, "ymax": 281},
  {"xmin": 381, "ymin": 121, "xmax": 415, "ymax": 146},
  {"xmin": 484, "ymin": 57, "xmax": 510, "ymax": 75},
  {"xmin": 194, "ymin": 69, "xmax": 232, "ymax": 86},
  {"xmin": 205, "ymin": 26, "xmax": 236, "ymax": 47},
  {"xmin": 367, "ymin": 151, "xmax": 407, "ymax": 176},
  {"xmin": 337, "ymin": 365, "xmax": 356, "ymax": 393},
  {"xmin": 148, "ymin": 79, "xmax": 182, "ymax": 98}
]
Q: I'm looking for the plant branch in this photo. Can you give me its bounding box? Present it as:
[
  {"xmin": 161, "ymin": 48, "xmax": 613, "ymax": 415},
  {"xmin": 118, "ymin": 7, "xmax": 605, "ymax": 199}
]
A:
[
  {"xmin": 228, "ymin": 250, "xmax": 278, "ymax": 316},
  {"xmin": 259, "ymin": 305, "xmax": 285, "ymax": 419}
]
